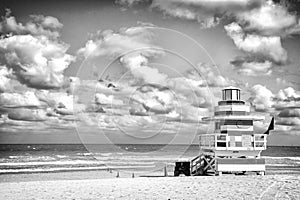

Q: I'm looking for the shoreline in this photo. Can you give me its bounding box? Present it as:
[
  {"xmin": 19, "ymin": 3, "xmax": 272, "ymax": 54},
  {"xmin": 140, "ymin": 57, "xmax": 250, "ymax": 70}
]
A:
[{"xmin": 1, "ymin": 165, "xmax": 300, "ymax": 183}]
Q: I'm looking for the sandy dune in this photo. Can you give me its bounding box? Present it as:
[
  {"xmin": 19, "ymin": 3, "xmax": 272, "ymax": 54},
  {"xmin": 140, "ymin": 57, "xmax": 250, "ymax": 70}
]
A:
[{"xmin": 1, "ymin": 175, "xmax": 300, "ymax": 200}]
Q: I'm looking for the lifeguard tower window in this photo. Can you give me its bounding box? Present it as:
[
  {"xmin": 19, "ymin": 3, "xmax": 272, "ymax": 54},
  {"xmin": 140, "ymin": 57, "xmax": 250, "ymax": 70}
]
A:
[
  {"xmin": 223, "ymin": 89, "xmax": 240, "ymax": 101},
  {"xmin": 218, "ymin": 101, "xmax": 245, "ymax": 106},
  {"xmin": 215, "ymin": 111, "xmax": 247, "ymax": 116},
  {"xmin": 223, "ymin": 120, "xmax": 253, "ymax": 126}
]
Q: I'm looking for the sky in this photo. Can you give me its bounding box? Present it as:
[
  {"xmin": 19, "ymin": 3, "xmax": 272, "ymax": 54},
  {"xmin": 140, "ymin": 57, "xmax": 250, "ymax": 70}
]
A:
[{"xmin": 0, "ymin": 0, "xmax": 300, "ymax": 145}]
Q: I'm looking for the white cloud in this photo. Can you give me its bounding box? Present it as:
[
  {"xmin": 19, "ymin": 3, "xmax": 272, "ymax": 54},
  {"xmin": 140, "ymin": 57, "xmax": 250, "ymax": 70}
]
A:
[
  {"xmin": 276, "ymin": 87, "xmax": 300, "ymax": 100},
  {"xmin": 224, "ymin": 22, "xmax": 287, "ymax": 64},
  {"xmin": 117, "ymin": 0, "xmax": 300, "ymax": 35},
  {"xmin": 78, "ymin": 26, "xmax": 167, "ymax": 85},
  {"xmin": 146, "ymin": 0, "xmax": 263, "ymax": 28},
  {"xmin": 249, "ymin": 84, "xmax": 300, "ymax": 135},
  {"xmin": 150, "ymin": 2, "xmax": 220, "ymax": 28},
  {"xmin": 130, "ymin": 84, "xmax": 176, "ymax": 114},
  {"xmin": 250, "ymin": 84, "xmax": 274, "ymax": 111},
  {"xmin": 0, "ymin": 91, "xmax": 41, "ymax": 107},
  {"xmin": 77, "ymin": 26, "xmax": 163, "ymax": 59},
  {"xmin": 120, "ymin": 53, "xmax": 168, "ymax": 84},
  {"xmin": 231, "ymin": 59, "xmax": 272, "ymax": 76},
  {"xmin": 236, "ymin": 0, "xmax": 299, "ymax": 36},
  {"xmin": 0, "ymin": 10, "xmax": 63, "ymax": 39},
  {"xmin": 36, "ymin": 91, "xmax": 86, "ymax": 115},
  {"xmin": 0, "ymin": 67, "xmax": 13, "ymax": 92},
  {"xmin": 0, "ymin": 12, "xmax": 74, "ymax": 90},
  {"xmin": 195, "ymin": 63, "xmax": 234, "ymax": 87},
  {"xmin": 0, "ymin": 35, "xmax": 74, "ymax": 89},
  {"xmin": 95, "ymin": 93, "xmax": 124, "ymax": 106}
]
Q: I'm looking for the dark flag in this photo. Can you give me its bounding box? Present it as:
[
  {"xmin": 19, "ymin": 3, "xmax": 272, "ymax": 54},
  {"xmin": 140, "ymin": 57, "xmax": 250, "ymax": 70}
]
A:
[{"xmin": 264, "ymin": 117, "xmax": 274, "ymax": 135}]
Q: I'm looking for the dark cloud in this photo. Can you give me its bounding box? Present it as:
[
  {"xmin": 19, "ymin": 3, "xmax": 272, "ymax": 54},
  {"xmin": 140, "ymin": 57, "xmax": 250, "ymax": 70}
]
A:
[
  {"xmin": 278, "ymin": 108, "xmax": 300, "ymax": 118},
  {"xmin": 7, "ymin": 108, "xmax": 46, "ymax": 121},
  {"xmin": 276, "ymin": 117, "xmax": 300, "ymax": 126}
]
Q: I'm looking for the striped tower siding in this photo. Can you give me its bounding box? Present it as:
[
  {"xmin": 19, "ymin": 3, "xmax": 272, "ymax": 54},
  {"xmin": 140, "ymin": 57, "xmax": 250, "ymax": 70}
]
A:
[
  {"xmin": 214, "ymin": 103, "xmax": 253, "ymax": 137},
  {"xmin": 214, "ymin": 104, "xmax": 250, "ymax": 113},
  {"xmin": 200, "ymin": 87, "xmax": 267, "ymax": 152},
  {"xmin": 212, "ymin": 101, "xmax": 258, "ymax": 149}
]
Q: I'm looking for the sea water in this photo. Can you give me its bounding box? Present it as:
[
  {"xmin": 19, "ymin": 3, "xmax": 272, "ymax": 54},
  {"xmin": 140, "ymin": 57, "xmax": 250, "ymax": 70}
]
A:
[{"xmin": 0, "ymin": 144, "xmax": 299, "ymax": 175}]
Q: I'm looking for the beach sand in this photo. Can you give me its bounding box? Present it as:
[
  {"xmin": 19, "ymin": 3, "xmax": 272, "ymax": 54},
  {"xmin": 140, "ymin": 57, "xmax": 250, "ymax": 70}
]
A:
[{"xmin": 1, "ymin": 173, "xmax": 300, "ymax": 200}]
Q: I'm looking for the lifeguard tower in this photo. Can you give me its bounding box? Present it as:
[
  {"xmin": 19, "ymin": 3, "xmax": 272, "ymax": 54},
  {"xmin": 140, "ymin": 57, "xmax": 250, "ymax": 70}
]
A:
[{"xmin": 190, "ymin": 87, "xmax": 274, "ymax": 176}]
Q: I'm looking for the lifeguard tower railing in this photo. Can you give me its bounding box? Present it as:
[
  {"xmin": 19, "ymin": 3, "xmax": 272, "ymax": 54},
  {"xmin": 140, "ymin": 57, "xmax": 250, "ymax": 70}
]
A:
[
  {"xmin": 189, "ymin": 134, "xmax": 267, "ymax": 176},
  {"xmin": 199, "ymin": 133, "xmax": 267, "ymax": 151}
]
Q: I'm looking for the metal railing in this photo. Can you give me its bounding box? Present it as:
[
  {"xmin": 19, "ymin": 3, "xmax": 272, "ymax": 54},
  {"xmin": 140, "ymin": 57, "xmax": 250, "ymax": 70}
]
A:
[{"xmin": 199, "ymin": 134, "xmax": 267, "ymax": 150}]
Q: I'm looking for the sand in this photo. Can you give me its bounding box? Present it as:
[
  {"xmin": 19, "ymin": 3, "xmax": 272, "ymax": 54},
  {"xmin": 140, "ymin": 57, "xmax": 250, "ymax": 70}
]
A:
[{"xmin": 1, "ymin": 174, "xmax": 300, "ymax": 200}]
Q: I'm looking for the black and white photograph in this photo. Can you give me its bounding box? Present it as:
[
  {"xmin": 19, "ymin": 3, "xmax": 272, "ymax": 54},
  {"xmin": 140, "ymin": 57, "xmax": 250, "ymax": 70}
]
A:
[{"xmin": 0, "ymin": 0, "xmax": 300, "ymax": 199}]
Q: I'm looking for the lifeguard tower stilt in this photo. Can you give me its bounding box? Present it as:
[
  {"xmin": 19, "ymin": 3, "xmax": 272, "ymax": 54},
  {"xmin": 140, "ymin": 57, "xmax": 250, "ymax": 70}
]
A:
[{"xmin": 191, "ymin": 87, "xmax": 273, "ymax": 176}]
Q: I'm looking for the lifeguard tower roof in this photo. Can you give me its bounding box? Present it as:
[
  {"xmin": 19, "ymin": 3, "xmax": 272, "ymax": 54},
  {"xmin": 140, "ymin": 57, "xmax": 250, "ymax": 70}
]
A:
[{"xmin": 222, "ymin": 86, "xmax": 241, "ymax": 90}]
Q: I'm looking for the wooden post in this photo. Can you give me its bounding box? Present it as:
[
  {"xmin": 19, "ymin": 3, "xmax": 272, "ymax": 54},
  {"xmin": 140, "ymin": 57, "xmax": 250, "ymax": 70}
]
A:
[{"xmin": 164, "ymin": 165, "xmax": 168, "ymax": 177}]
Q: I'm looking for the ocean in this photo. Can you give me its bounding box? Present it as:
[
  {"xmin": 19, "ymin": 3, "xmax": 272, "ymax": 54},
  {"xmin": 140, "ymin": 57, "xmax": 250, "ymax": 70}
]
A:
[{"xmin": 0, "ymin": 144, "xmax": 300, "ymax": 175}]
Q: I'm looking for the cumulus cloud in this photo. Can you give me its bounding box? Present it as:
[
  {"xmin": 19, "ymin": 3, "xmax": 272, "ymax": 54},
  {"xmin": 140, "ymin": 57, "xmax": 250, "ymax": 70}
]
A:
[
  {"xmin": 249, "ymin": 84, "xmax": 300, "ymax": 135},
  {"xmin": 0, "ymin": 35, "xmax": 74, "ymax": 89},
  {"xmin": 195, "ymin": 63, "xmax": 235, "ymax": 87},
  {"xmin": 117, "ymin": 0, "xmax": 300, "ymax": 34},
  {"xmin": 95, "ymin": 93, "xmax": 124, "ymax": 106},
  {"xmin": 276, "ymin": 87, "xmax": 300, "ymax": 101},
  {"xmin": 250, "ymin": 84, "xmax": 274, "ymax": 111},
  {"xmin": 0, "ymin": 91, "xmax": 41, "ymax": 108},
  {"xmin": 150, "ymin": 1, "xmax": 221, "ymax": 28},
  {"xmin": 165, "ymin": 77, "xmax": 215, "ymax": 109},
  {"xmin": 250, "ymin": 85, "xmax": 299, "ymax": 112},
  {"xmin": 231, "ymin": 58, "xmax": 272, "ymax": 76},
  {"xmin": 78, "ymin": 26, "xmax": 168, "ymax": 85},
  {"xmin": 118, "ymin": 0, "xmax": 263, "ymax": 28},
  {"xmin": 77, "ymin": 26, "xmax": 162, "ymax": 59},
  {"xmin": 236, "ymin": 0, "xmax": 300, "ymax": 36},
  {"xmin": 36, "ymin": 91, "xmax": 86, "ymax": 115},
  {"xmin": 130, "ymin": 84, "xmax": 176, "ymax": 115},
  {"xmin": 0, "ymin": 9, "xmax": 63, "ymax": 39},
  {"xmin": 0, "ymin": 66, "xmax": 13, "ymax": 92},
  {"xmin": 222, "ymin": 1, "xmax": 300, "ymax": 76},
  {"xmin": 225, "ymin": 22, "xmax": 287, "ymax": 64},
  {"xmin": 120, "ymin": 53, "xmax": 168, "ymax": 84},
  {"xmin": 0, "ymin": 11, "xmax": 75, "ymax": 90}
]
